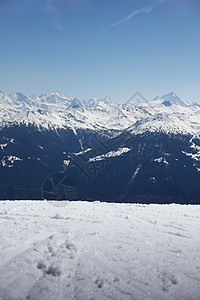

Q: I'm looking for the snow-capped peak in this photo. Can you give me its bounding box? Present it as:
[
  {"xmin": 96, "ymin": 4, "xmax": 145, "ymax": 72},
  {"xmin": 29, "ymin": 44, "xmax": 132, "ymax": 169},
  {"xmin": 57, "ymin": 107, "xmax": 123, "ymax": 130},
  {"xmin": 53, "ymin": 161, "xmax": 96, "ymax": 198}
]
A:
[
  {"xmin": 0, "ymin": 91, "xmax": 200, "ymax": 136},
  {"xmin": 99, "ymin": 96, "xmax": 115, "ymax": 104},
  {"xmin": 162, "ymin": 92, "xmax": 188, "ymax": 107},
  {"xmin": 55, "ymin": 90, "xmax": 67, "ymax": 98},
  {"xmin": 152, "ymin": 92, "xmax": 188, "ymax": 107}
]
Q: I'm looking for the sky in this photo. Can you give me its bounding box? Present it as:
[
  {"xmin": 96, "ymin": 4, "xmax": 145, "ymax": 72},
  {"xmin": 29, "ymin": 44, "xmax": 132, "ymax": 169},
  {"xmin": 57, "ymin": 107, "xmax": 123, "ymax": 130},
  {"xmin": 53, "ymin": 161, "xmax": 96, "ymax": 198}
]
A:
[{"xmin": 0, "ymin": 0, "xmax": 200, "ymax": 103}]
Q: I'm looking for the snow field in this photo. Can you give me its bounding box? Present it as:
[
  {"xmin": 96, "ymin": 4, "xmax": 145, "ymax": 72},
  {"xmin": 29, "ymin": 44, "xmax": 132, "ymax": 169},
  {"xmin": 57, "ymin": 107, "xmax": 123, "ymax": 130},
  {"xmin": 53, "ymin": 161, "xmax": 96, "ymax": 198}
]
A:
[{"xmin": 0, "ymin": 201, "xmax": 200, "ymax": 300}]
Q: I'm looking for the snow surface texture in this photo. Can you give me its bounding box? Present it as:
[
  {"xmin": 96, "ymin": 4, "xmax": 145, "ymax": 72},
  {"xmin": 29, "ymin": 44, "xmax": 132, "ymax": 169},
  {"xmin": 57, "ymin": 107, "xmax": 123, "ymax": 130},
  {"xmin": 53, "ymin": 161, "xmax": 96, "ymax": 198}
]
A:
[
  {"xmin": 1, "ymin": 91, "xmax": 200, "ymax": 135},
  {"xmin": 0, "ymin": 201, "xmax": 200, "ymax": 300}
]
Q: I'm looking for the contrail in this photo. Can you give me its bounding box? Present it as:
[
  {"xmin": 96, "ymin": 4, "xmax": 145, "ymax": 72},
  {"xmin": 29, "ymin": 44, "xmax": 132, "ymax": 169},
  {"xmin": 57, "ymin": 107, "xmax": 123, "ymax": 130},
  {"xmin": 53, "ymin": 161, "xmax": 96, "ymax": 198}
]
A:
[{"xmin": 97, "ymin": 0, "xmax": 165, "ymax": 37}]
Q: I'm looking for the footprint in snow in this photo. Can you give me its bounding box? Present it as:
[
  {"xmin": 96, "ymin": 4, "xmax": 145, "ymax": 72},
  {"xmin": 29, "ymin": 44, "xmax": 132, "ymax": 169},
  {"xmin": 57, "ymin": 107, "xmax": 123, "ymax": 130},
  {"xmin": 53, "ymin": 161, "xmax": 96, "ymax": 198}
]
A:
[
  {"xmin": 37, "ymin": 261, "xmax": 61, "ymax": 277},
  {"xmin": 37, "ymin": 261, "xmax": 46, "ymax": 270},
  {"xmin": 45, "ymin": 264, "xmax": 62, "ymax": 277},
  {"xmin": 158, "ymin": 272, "xmax": 178, "ymax": 292},
  {"xmin": 95, "ymin": 277, "xmax": 104, "ymax": 288}
]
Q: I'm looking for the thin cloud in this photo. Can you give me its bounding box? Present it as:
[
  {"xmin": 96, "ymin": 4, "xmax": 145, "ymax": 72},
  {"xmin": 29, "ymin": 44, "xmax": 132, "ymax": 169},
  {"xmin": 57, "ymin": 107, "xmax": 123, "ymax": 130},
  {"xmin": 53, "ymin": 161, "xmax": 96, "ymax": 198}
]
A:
[
  {"xmin": 97, "ymin": 0, "xmax": 165, "ymax": 37},
  {"xmin": 46, "ymin": 0, "xmax": 56, "ymax": 11},
  {"xmin": 111, "ymin": 0, "xmax": 164, "ymax": 28},
  {"xmin": 46, "ymin": 0, "xmax": 64, "ymax": 30}
]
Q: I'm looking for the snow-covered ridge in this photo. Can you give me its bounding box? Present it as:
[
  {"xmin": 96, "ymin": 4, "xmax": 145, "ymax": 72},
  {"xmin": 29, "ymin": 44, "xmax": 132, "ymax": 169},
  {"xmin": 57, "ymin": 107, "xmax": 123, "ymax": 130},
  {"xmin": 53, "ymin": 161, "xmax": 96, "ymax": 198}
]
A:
[
  {"xmin": 0, "ymin": 91, "xmax": 200, "ymax": 135},
  {"xmin": 89, "ymin": 148, "xmax": 131, "ymax": 162}
]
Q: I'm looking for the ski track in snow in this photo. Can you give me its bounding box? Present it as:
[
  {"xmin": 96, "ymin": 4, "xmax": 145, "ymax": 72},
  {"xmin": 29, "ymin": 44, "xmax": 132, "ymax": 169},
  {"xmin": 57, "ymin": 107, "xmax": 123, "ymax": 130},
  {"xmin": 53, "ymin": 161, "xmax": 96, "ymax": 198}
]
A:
[{"xmin": 0, "ymin": 201, "xmax": 200, "ymax": 300}]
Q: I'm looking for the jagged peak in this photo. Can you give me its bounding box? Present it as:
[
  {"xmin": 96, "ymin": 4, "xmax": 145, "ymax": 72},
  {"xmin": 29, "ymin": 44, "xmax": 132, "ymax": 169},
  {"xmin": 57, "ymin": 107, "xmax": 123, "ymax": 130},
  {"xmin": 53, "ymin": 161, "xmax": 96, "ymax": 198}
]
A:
[
  {"xmin": 10, "ymin": 92, "xmax": 27, "ymax": 98},
  {"xmin": 162, "ymin": 92, "xmax": 188, "ymax": 106},
  {"xmin": 166, "ymin": 91, "xmax": 177, "ymax": 97},
  {"xmin": 99, "ymin": 96, "xmax": 115, "ymax": 105},
  {"xmin": 55, "ymin": 90, "xmax": 67, "ymax": 98}
]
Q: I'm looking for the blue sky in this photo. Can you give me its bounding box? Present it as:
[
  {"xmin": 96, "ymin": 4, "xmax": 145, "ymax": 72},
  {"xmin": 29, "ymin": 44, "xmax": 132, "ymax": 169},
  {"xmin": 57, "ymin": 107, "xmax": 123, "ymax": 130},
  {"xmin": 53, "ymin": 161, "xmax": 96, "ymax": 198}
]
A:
[{"xmin": 0, "ymin": 0, "xmax": 200, "ymax": 103}]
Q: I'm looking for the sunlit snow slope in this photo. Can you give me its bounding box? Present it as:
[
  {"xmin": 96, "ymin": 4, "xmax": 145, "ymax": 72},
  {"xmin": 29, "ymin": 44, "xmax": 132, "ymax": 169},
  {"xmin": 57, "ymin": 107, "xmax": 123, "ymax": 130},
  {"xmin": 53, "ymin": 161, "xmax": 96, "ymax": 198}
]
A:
[{"xmin": 0, "ymin": 201, "xmax": 200, "ymax": 300}]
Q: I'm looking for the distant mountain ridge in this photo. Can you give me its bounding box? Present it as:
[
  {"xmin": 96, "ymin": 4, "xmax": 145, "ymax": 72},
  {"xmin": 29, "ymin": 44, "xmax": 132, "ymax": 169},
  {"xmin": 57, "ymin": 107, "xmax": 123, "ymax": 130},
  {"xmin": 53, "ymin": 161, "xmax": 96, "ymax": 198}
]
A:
[{"xmin": 0, "ymin": 91, "xmax": 200, "ymax": 135}]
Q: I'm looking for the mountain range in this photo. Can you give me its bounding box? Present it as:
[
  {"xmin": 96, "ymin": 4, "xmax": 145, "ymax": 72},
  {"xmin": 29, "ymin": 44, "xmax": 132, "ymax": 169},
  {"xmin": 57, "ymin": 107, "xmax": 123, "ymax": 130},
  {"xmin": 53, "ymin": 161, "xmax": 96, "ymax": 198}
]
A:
[
  {"xmin": 0, "ymin": 91, "xmax": 200, "ymax": 203},
  {"xmin": 0, "ymin": 90, "xmax": 199, "ymax": 133}
]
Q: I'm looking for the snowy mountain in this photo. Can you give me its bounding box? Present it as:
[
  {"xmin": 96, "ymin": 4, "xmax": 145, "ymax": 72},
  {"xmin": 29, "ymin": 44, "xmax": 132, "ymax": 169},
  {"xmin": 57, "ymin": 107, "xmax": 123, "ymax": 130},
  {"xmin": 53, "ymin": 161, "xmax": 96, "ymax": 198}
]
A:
[
  {"xmin": 0, "ymin": 91, "xmax": 200, "ymax": 135},
  {"xmin": 152, "ymin": 92, "xmax": 188, "ymax": 107},
  {"xmin": 0, "ymin": 90, "xmax": 200, "ymax": 202}
]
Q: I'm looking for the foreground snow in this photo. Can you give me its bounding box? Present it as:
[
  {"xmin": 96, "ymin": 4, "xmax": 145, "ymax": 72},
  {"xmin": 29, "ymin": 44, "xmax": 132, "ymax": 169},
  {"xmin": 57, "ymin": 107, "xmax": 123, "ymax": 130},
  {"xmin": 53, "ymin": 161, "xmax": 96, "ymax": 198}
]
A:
[{"xmin": 0, "ymin": 201, "xmax": 200, "ymax": 300}]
